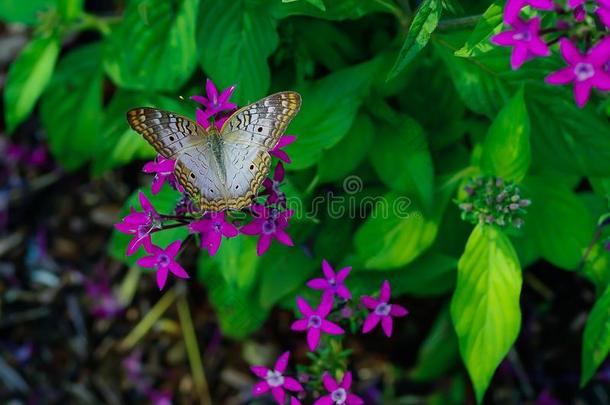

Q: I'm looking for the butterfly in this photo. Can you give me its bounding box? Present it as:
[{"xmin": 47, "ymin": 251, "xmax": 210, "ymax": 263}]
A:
[{"xmin": 126, "ymin": 92, "xmax": 301, "ymax": 211}]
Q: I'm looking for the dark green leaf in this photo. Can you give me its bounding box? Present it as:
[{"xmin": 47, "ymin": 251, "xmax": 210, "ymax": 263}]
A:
[
  {"xmin": 4, "ymin": 35, "xmax": 60, "ymax": 133},
  {"xmin": 451, "ymin": 224, "xmax": 522, "ymax": 403},
  {"xmin": 271, "ymin": 0, "xmax": 401, "ymax": 20},
  {"xmin": 196, "ymin": 0, "xmax": 278, "ymax": 105},
  {"xmin": 581, "ymin": 285, "xmax": 610, "ymax": 386},
  {"xmin": 0, "ymin": 0, "xmax": 53, "ymax": 24},
  {"xmin": 387, "ymin": 0, "xmax": 442, "ymax": 80},
  {"xmin": 104, "ymin": 0, "xmax": 198, "ymax": 91},
  {"xmin": 40, "ymin": 43, "xmax": 103, "ymax": 170}
]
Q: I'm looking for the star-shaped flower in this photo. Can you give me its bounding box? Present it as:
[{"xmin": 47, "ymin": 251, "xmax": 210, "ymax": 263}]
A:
[
  {"xmin": 306, "ymin": 260, "xmax": 352, "ymax": 300},
  {"xmin": 191, "ymin": 79, "xmax": 237, "ymax": 116},
  {"xmin": 314, "ymin": 372, "xmax": 364, "ymax": 405},
  {"xmin": 189, "ymin": 211, "xmax": 239, "ymax": 256},
  {"xmin": 250, "ymin": 351, "xmax": 304, "ymax": 405},
  {"xmin": 136, "ymin": 240, "xmax": 189, "ymax": 290},
  {"xmin": 503, "ymin": 0, "xmax": 554, "ymax": 23},
  {"xmin": 114, "ymin": 192, "xmax": 161, "ymax": 256},
  {"xmin": 291, "ymin": 294, "xmax": 344, "ymax": 351},
  {"xmin": 545, "ymin": 38, "xmax": 610, "ymax": 107},
  {"xmin": 240, "ymin": 204, "xmax": 294, "ymax": 256},
  {"xmin": 361, "ymin": 280, "xmax": 408, "ymax": 337},
  {"xmin": 270, "ymin": 135, "xmax": 296, "ymax": 163},
  {"xmin": 491, "ymin": 17, "xmax": 550, "ymax": 70},
  {"xmin": 142, "ymin": 155, "xmax": 177, "ymax": 194},
  {"xmin": 597, "ymin": 0, "xmax": 610, "ymax": 28},
  {"xmin": 262, "ymin": 162, "xmax": 286, "ymax": 206}
]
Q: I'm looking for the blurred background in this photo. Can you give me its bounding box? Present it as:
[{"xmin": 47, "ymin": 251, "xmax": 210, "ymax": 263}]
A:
[{"xmin": 2, "ymin": 0, "xmax": 610, "ymax": 404}]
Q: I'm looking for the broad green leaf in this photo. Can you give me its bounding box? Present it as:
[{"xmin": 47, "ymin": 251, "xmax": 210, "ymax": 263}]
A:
[
  {"xmin": 410, "ymin": 306, "xmax": 460, "ymax": 381},
  {"xmin": 197, "ymin": 249, "xmax": 267, "ymax": 339},
  {"xmin": 282, "ymin": 0, "xmax": 326, "ymax": 11},
  {"xmin": 204, "ymin": 236, "xmax": 260, "ymax": 292},
  {"xmin": 455, "ymin": 2, "xmax": 503, "ymax": 57},
  {"xmin": 354, "ymin": 192, "xmax": 439, "ymax": 270},
  {"xmin": 40, "ymin": 43, "xmax": 103, "ymax": 171},
  {"xmin": 4, "ymin": 35, "xmax": 60, "ymax": 133},
  {"xmin": 480, "ymin": 87, "xmax": 531, "ymax": 182},
  {"xmin": 91, "ymin": 91, "xmax": 194, "ymax": 175},
  {"xmin": 109, "ymin": 187, "xmax": 187, "ymax": 266},
  {"xmin": 451, "ymin": 224, "xmax": 522, "ymax": 403},
  {"xmin": 271, "ymin": 0, "xmax": 400, "ymax": 20},
  {"xmin": 582, "ymin": 243, "xmax": 610, "ymax": 294},
  {"xmin": 370, "ymin": 115, "xmax": 434, "ymax": 209},
  {"xmin": 316, "ymin": 114, "xmax": 374, "ymax": 184},
  {"xmin": 581, "ymin": 285, "xmax": 610, "ymax": 386},
  {"xmin": 523, "ymin": 176, "xmax": 595, "ymax": 270},
  {"xmin": 434, "ymin": 37, "xmax": 610, "ymax": 176},
  {"xmin": 197, "ymin": 0, "xmax": 278, "ymax": 105},
  {"xmin": 104, "ymin": 0, "xmax": 198, "ymax": 91},
  {"xmin": 57, "ymin": 0, "xmax": 83, "ymax": 20},
  {"xmin": 0, "ymin": 0, "xmax": 53, "ymax": 24},
  {"xmin": 286, "ymin": 59, "xmax": 380, "ymax": 170},
  {"xmin": 387, "ymin": 0, "xmax": 442, "ymax": 80}
]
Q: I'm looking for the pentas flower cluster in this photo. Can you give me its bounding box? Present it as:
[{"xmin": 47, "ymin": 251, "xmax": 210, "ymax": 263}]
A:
[
  {"xmin": 115, "ymin": 80, "xmax": 297, "ymax": 289},
  {"xmin": 457, "ymin": 176, "xmax": 531, "ymax": 229},
  {"xmin": 492, "ymin": 0, "xmax": 610, "ymax": 107},
  {"xmin": 250, "ymin": 260, "xmax": 408, "ymax": 404}
]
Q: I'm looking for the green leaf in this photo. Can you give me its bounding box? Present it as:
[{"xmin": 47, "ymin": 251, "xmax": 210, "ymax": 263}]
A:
[
  {"xmin": 91, "ymin": 91, "xmax": 194, "ymax": 175},
  {"xmin": 40, "ymin": 43, "xmax": 103, "ymax": 171},
  {"xmin": 0, "ymin": 0, "xmax": 53, "ymax": 24},
  {"xmin": 455, "ymin": 2, "xmax": 503, "ymax": 58},
  {"xmin": 369, "ymin": 115, "xmax": 434, "ymax": 209},
  {"xmin": 271, "ymin": 0, "xmax": 400, "ymax": 20},
  {"xmin": 286, "ymin": 59, "xmax": 380, "ymax": 170},
  {"xmin": 354, "ymin": 192, "xmax": 439, "ymax": 270},
  {"xmin": 316, "ymin": 113, "xmax": 374, "ymax": 184},
  {"xmin": 109, "ymin": 187, "xmax": 187, "ymax": 266},
  {"xmin": 387, "ymin": 0, "xmax": 442, "ymax": 80},
  {"xmin": 523, "ymin": 176, "xmax": 595, "ymax": 270},
  {"xmin": 104, "ymin": 0, "xmax": 198, "ymax": 92},
  {"xmin": 57, "ymin": 0, "xmax": 83, "ymax": 20},
  {"xmin": 480, "ymin": 87, "xmax": 531, "ymax": 183},
  {"xmin": 451, "ymin": 224, "xmax": 522, "ymax": 403},
  {"xmin": 282, "ymin": 0, "xmax": 326, "ymax": 11},
  {"xmin": 582, "ymin": 243, "xmax": 610, "ymax": 294},
  {"xmin": 196, "ymin": 0, "xmax": 278, "ymax": 105},
  {"xmin": 410, "ymin": 306, "xmax": 460, "ymax": 381},
  {"xmin": 581, "ymin": 285, "xmax": 610, "ymax": 386},
  {"xmin": 205, "ymin": 236, "xmax": 261, "ymax": 292},
  {"xmin": 4, "ymin": 35, "xmax": 60, "ymax": 133}
]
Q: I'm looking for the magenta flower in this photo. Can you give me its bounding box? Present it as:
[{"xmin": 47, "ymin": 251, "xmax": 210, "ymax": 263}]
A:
[
  {"xmin": 503, "ymin": 0, "xmax": 554, "ymax": 23},
  {"xmin": 545, "ymin": 38, "xmax": 610, "ymax": 107},
  {"xmin": 250, "ymin": 351, "xmax": 304, "ymax": 405},
  {"xmin": 598, "ymin": 0, "xmax": 610, "ymax": 28},
  {"xmin": 114, "ymin": 192, "xmax": 161, "ymax": 255},
  {"xmin": 191, "ymin": 79, "xmax": 237, "ymax": 116},
  {"xmin": 188, "ymin": 211, "xmax": 239, "ymax": 256},
  {"xmin": 262, "ymin": 162, "xmax": 286, "ymax": 205},
  {"xmin": 291, "ymin": 294, "xmax": 344, "ymax": 351},
  {"xmin": 491, "ymin": 17, "xmax": 550, "ymax": 70},
  {"xmin": 314, "ymin": 372, "xmax": 363, "ymax": 405},
  {"xmin": 361, "ymin": 280, "xmax": 408, "ymax": 337},
  {"xmin": 240, "ymin": 205, "xmax": 294, "ymax": 256},
  {"xmin": 306, "ymin": 260, "xmax": 352, "ymax": 300},
  {"xmin": 270, "ymin": 135, "xmax": 296, "ymax": 163},
  {"xmin": 142, "ymin": 155, "xmax": 177, "ymax": 194},
  {"xmin": 136, "ymin": 240, "xmax": 189, "ymax": 290}
]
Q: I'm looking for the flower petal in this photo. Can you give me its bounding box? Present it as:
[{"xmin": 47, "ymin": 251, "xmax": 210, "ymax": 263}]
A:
[
  {"xmin": 296, "ymin": 296, "xmax": 314, "ymax": 317},
  {"xmin": 169, "ymin": 262, "xmax": 189, "ymax": 279},
  {"xmin": 390, "ymin": 304, "xmax": 409, "ymax": 317},
  {"xmin": 283, "ymin": 377, "xmax": 303, "ymax": 392},
  {"xmin": 336, "ymin": 285, "xmax": 352, "ymax": 300},
  {"xmin": 574, "ymin": 80, "xmax": 592, "ymax": 108},
  {"xmin": 206, "ymin": 231, "xmax": 222, "ymax": 256},
  {"xmin": 510, "ymin": 44, "xmax": 528, "ymax": 70},
  {"xmin": 362, "ymin": 313, "xmax": 381, "ymax": 333},
  {"xmin": 341, "ymin": 371, "xmax": 352, "ymax": 390},
  {"xmin": 361, "ymin": 295, "xmax": 379, "ymax": 309},
  {"xmin": 346, "ymin": 394, "xmax": 365, "ymax": 405},
  {"xmin": 321, "ymin": 320, "xmax": 344, "ymax": 335},
  {"xmin": 275, "ymin": 351, "xmax": 290, "ymax": 373},
  {"xmin": 545, "ymin": 67, "xmax": 576, "ymax": 85},
  {"xmin": 503, "ymin": 0, "xmax": 525, "ymax": 23},
  {"xmin": 490, "ymin": 31, "xmax": 517, "ymax": 47},
  {"xmin": 274, "ymin": 229, "xmax": 294, "ymax": 247},
  {"xmin": 252, "ymin": 381, "xmax": 270, "ymax": 396},
  {"xmin": 256, "ymin": 234, "xmax": 273, "ymax": 256},
  {"xmin": 322, "ymin": 372, "xmax": 339, "ymax": 391},
  {"xmin": 272, "ymin": 386, "xmax": 286, "ymax": 405},
  {"xmin": 381, "ymin": 316, "xmax": 394, "ymax": 337},
  {"xmin": 529, "ymin": 0, "xmax": 554, "ymax": 9},
  {"xmin": 336, "ymin": 267, "xmax": 351, "ymax": 283},
  {"xmin": 588, "ymin": 36, "xmax": 610, "ymax": 65},
  {"xmin": 313, "ymin": 396, "xmax": 334, "ymax": 405},
  {"xmin": 240, "ymin": 221, "xmax": 263, "ymax": 235},
  {"xmin": 593, "ymin": 71, "xmax": 610, "ymax": 91},
  {"xmin": 322, "ymin": 259, "xmax": 335, "ymax": 279},
  {"xmin": 559, "ymin": 38, "xmax": 583, "ymax": 64},
  {"xmin": 306, "ymin": 278, "xmax": 331, "ymax": 290},
  {"xmin": 156, "ymin": 267, "xmax": 169, "ymax": 290},
  {"xmin": 307, "ymin": 327, "xmax": 321, "ymax": 351},
  {"xmin": 136, "ymin": 255, "xmax": 157, "ymax": 268},
  {"xmin": 317, "ymin": 292, "xmax": 335, "ymax": 317},
  {"xmin": 165, "ymin": 240, "xmax": 182, "ymax": 257},
  {"xmin": 291, "ymin": 319, "xmax": 308, "ymax": 331},
  {"xmin": 222, "ymin": 221, "xmax": 239, "ymax": 237},
  {"xmin": 250, "ymin": 366, "xmax": 269, "ymax": 378},
  {"xmin": 379, "ymin": 280, "xmax": 391, "ymax": 302}
]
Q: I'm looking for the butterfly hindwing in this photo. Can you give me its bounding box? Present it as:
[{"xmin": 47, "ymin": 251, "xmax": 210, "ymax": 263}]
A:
[{"xmin": 126, "ymin": 108, "xmax": 206, "ymax": 158}]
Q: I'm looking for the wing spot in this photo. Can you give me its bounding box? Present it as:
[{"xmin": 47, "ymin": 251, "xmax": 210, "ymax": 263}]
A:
[
  {"xmin": 257, "ymin": 127, "xmax": 263, "ymax": 132},
  {"xmin": 190, "ymin": 173, "xmax": 196, "ymax": 179},
  {"xmin": 249, "ymin": 164, "xmax": 255, "ymax": 170},
  {"xmin": 169, "ymin": 136, "xmax": 175, "ymax": 141},
  {"xmin": 235, "ymin": 185, "xmax": 239, "ymax": 189}
]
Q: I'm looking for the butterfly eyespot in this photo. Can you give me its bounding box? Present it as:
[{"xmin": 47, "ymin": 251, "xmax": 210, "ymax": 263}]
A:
[
  {"xmin": 249, "ymin": 164, "xmax": 255, "ymax": 170},
  {"xmin": 210, "ymin": 189, "xmax": 214, "ymax": 193},
  {"xmin": 190, "ymin": 173, "xmax": 195, "ymax": 179},
  {"xmin": 235, "ymin": 185, "xmax": 239, "ymax": 189},
  {"xmin": 257, "ymin": 127, "xmax": 263, "ymax": 132},
  {"xmin": 169, "ymin": 136, "xmax": 175, "ymax": 141}
]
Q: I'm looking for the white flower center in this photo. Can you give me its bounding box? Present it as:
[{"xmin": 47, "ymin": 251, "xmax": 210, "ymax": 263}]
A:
[
  {"xmin": 308, "ymin": 315, "xmax": 322, "ymax": 328},
  {"xmin": 266, "ymin": 370, "xmax": 285, "ymax": 387},
  {"xmin": 374, "ymin": 302, "xmax": 392, "ymax": 316},
  {"xmin": 574, "ymin": 62, "xmax": 595, "ymax": 81},
  {"xmin": 157, "ymin": 254, "xmax": 170, "ymax": 267},
  {"xmin": 331, "ymin": 388, "xmax": 347, "ymax": 404},
  {"xmin": 512, "ymin": 31, "xmax": 531, "ymax": 41}
]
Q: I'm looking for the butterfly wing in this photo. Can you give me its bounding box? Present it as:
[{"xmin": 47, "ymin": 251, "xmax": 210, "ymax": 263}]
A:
[
  {"xmin": 126, "ymin": 107, "xmax": 206, "ymax": 158},
  {"xmin": 219, "ymin": 92, "xmax": 301, "ymax": 207}
]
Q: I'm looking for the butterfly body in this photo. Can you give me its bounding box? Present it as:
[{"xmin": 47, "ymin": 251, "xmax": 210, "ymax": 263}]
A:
[{"xmin": 127, "ymin": 91, "xmax": 301, "ymax": 211}]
